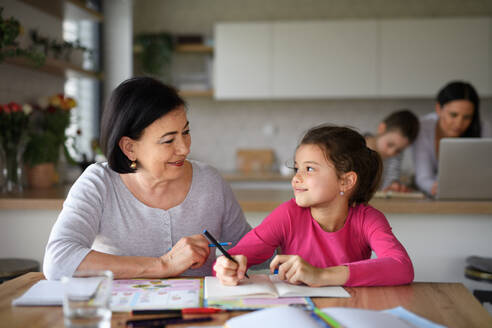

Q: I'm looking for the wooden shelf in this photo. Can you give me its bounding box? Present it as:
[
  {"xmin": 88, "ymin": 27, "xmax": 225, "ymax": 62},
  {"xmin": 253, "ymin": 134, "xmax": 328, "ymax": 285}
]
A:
[
  {"xmin": 175, "ymin": 44, "xmax": 213, "ymax": 53},
  {"xmin": 3, "ymin": 56, "xmax": 102, "ymax": 80},
  {"xmin": 65, "ymin": 0, "xmax": 103, "ymax": 22},
  {"xmin": 18, "ymin": 0, "xmax": 63, "ymax": 19},
  {"xmin": 134, "ymin": 44, "xmax": 213, "ymax": 55},
  {"xmin": 19, "ymin": 0, "xmax": 103, "ymax": 22},
  {"xmin": 178, "ymin": 89, "xmax": 214, "ymax": 97}
]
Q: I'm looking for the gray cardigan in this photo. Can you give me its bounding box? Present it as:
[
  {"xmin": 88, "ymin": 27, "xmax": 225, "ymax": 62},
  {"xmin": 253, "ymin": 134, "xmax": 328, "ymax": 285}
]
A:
[
  {"xmin": 43, "ymin": 161, "xmax": 251, "ymax": 280},
  {"xmin": 412, "ymin": 112, "xmax": 492, "ymax": 194}
]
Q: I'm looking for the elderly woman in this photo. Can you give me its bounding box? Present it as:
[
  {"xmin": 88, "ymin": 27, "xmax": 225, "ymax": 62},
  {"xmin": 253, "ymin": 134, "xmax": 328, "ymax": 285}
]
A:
[
  {"xmin": 43, "ymin": 77, "xmax": 251, "ymax": 280},
  {"xmin": 413, "ymin": 81, "xmax": 492, "ymax": 196}
]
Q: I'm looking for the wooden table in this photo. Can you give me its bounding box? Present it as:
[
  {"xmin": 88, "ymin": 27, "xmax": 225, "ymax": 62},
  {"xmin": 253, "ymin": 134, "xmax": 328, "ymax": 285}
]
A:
[{"xmin": 1, "ymin": 273, "xmax": 491, "ymax": 328}]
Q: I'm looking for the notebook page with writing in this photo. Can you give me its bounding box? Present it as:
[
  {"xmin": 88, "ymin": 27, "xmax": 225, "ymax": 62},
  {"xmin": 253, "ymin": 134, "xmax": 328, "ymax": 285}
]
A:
[
  {"xmin": 205, "ymin": 275, "xmax": 278, "ymax": 300},
  {"xmin": 270, "ymin": 275, "xmax": 351, "ymax": 298}
]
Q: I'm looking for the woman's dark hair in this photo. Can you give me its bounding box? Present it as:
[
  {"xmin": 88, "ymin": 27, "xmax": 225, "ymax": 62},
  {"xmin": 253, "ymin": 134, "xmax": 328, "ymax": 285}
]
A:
[
  {"xmin": 437, "ymin": 81, "xmax": 481, "ymax": 138},
  {"xmin": 100, "ymin": 77, "xmax": 186, "ymax": 173},
  {"xmin": 383, "ymin": 109, "xmax": 420, "ymax": 143},
  {"xmin": 299, "ymin": 125, "xmax": 382, "ymax": 206}
]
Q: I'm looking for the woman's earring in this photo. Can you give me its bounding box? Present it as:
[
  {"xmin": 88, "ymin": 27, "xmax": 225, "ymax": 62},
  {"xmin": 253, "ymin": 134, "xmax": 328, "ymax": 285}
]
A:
[
  {"xmin": 340, "ymin": 191, "xmax": 345, "ymax": 196},
  {"xmin": 130, "ymin": 161, "xmax": 137, "ymax": 169}
]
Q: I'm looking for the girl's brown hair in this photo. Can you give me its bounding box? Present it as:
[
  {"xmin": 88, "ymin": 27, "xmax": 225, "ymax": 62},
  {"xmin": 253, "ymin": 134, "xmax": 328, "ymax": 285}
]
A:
[{"xmin": 299, "ymin": 125, "xmax": 382, "ymax": 206}]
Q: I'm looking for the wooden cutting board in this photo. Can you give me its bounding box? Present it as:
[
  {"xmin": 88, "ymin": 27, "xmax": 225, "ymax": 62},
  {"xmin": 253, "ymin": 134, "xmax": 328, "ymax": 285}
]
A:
[{"xmin": 236, "ymin": 149, "xmax": 275, "ymax": 173}]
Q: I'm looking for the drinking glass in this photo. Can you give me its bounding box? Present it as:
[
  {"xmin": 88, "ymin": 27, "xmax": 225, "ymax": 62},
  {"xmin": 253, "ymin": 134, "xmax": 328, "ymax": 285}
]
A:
[{"xmin": 62, "ymin": 270, "xmax": 113, "ymax": 328}]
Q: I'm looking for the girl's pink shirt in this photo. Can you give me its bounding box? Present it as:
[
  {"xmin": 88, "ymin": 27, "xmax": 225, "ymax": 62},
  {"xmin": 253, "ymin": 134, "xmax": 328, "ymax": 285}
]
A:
[{"xmin": 227, "ymin": 199, "xmax": 414, "ymax": 286}]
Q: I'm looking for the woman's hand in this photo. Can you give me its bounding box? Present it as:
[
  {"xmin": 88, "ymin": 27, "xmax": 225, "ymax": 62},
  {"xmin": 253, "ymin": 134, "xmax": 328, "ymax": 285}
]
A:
[
  {"xmin": 160, "ymin": 234, "xmax": 210, "ymax": 276},
  {"xmin": 270, "ymin": 255, "xmax": 349, "ymax": 287},
  {"xmin": 213, "ymin": 255, "xmax": 247, "ymax": 286}
]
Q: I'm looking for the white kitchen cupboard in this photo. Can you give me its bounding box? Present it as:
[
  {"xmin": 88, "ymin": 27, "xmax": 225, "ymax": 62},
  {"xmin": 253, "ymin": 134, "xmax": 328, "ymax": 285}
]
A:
[
  {"xmin": 214, "ymin": 17, "xmax": 491, "ymax": 99},
  {"xmin": 214, "ymin": 23, "xmax": 272, "ymax": 99},
  {"xmin": 272, "ymin": 20, "xmax": 379, "ymax": 98},
  {"xmin": 380, "ymin": 17, "xmax": 491, "ymax": 97}
]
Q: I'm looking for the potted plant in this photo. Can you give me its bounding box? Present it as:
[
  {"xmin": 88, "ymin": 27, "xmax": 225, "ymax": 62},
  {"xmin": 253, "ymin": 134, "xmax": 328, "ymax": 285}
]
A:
[
  {"xmin": 134, "ymin": 32, "xmax": 174, "ymax": 82},
  {"xmin": 0, "ymin": 8, "xmax": 45, "ymax": 67},
  {"xmin": 23, "ymin": 94, "xmax": 77, "ymax": 188}
]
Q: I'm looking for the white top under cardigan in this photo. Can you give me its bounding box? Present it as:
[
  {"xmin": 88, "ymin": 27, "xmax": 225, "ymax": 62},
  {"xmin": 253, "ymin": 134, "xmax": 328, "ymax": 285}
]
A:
[{"xmin": 43, "ymin": 160, "xmax": 251, "ymax": 280}]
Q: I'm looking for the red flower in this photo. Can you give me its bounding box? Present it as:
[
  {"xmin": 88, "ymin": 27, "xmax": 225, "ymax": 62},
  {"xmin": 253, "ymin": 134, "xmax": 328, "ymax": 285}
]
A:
[
  {"xmin": 3, "ymin": 104, "xmax": 11, "ymax": 114},
  {"xmin": 47, "ymin": 105, "xmax": 56, "ymax": 113},
  {"xmin": 8, "ymin": 102, "xmax": 22, "ymax": 112}
]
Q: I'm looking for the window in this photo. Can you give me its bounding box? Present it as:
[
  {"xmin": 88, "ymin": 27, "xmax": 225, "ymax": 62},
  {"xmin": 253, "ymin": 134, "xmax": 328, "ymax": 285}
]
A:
[{"xmin": 63, "ymin": 15, "xmax": 101, "ymax": 162}]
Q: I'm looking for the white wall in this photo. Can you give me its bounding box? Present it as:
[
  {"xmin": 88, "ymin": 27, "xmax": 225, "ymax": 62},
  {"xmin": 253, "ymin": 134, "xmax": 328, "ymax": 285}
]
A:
[{"xmin": 0, "ymin": 210, "xmax": 58, "ymax": 269}]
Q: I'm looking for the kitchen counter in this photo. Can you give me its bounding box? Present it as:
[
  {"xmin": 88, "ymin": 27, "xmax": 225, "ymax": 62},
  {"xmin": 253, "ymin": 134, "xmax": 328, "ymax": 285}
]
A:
[
  {"xmin": 1, "ymin": 186, "xmax": 491, "ymax": 287},
  {"xmin": 221, "ymin": 171, "xmax": 292, "ymax": 182},
  {"xmin": 1, "ymin": 185, "xmax": 492, "ymax": 214}
]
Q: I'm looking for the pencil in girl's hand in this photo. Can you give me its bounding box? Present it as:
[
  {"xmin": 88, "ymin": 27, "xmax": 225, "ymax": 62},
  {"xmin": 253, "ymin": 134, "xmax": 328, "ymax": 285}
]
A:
[
  {"xmin": 209, "ymin": 242, "xmax": 232, "ymax": 247},
  {"xmin": 167, "ymin": 242, "xmax": 232, "ymax": 251},
  {"xmin": 203, "ymin": 229, "xmax": 249, "ymax": 279}
]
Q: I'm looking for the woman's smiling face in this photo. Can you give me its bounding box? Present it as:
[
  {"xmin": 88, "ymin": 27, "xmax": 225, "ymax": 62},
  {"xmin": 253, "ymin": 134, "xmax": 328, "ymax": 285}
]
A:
[
  {"xmin": 436, "ymin": 99, "xmax": 475, "ymax": 137},
  {"xmin": 132, "ymin": 106, "xmax": 191, "ymax": 181}
]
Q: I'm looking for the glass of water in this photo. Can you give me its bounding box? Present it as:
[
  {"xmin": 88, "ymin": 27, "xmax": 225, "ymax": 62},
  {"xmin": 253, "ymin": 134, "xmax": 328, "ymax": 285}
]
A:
[{"xmin": 62, "ymin": 270, "xmax": 113, "ymax": 328}]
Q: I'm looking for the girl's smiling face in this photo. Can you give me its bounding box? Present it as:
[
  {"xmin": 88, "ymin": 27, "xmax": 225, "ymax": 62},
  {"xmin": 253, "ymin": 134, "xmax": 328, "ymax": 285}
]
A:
[{"xmin": 291, "ymin": 144, "xmax": 344, "ymax": 208}]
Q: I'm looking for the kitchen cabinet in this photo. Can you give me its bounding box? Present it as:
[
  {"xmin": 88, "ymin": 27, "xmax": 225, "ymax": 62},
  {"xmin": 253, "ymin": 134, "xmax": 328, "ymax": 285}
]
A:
[
  {"xmin": 174, "ymin": 44, "xmax": 214, "ymax": 98},
  {"xmin": 214, "ymin": 23, "xmax": 272, "ymax": 99},
  {"xmin": 380, "ymin": 17, "xmax": 491, "ymax": 97},
  {"xmin": 214, "ymin": 17, "xmax": 491, "ymax": 99},
  {"xmin": 272, "ymin": 20, "xmax": 378, "ymax": 98}
]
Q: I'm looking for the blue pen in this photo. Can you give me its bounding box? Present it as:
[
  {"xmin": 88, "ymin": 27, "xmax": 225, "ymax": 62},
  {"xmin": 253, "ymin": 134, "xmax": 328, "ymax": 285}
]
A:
[
  {"xmin": 203, "ymin": 229, "xmax": 249, "ymax": 279},
  {"xmin": 167, "ymin": 242, "xmax": 232, "ymax": 251}
]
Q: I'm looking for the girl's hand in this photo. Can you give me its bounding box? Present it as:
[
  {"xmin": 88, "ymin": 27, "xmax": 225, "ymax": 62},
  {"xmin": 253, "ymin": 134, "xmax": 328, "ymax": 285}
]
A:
[
  {"xmin": 213, "ymin": 255, "xmax": 247, "ymax": 286},
  {"xmin": 160, "ymin": 234, "xmax": 210, "ymax": 276},
  {"xmin": 270, "ymin": 255, "xmax": 323, "ymax": 286},
  {"xmin": 270, "ymin": 255, "xmax": 349, "ymax": 287}
]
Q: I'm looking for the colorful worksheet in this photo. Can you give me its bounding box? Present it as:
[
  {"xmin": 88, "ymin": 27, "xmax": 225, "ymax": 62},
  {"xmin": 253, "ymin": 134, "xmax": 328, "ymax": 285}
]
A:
[{"xmin": 110, "ymin": 278, "xmax": 202, "ymax": 311}]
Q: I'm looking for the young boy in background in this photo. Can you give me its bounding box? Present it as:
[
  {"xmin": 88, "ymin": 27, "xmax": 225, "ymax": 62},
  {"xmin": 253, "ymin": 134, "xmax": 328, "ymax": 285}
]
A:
[{"xmin": 365, "ymin": 109, "xmax": 420, "ymax": 192}]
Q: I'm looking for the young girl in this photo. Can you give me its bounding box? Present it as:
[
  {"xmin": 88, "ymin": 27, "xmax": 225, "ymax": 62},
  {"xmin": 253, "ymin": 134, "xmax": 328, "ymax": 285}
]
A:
[{"xmin": 214, "ymin": 125, "xmax": 414, "ymax": 287}]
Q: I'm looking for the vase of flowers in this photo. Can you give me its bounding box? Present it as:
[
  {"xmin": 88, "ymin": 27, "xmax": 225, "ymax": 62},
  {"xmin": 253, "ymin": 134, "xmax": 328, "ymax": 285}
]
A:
[
  {"xmin": 0, "ymin": 102, "xmax": 32, "ymax": 192},
  {"xmin": 23, "ymin": 94, "xmax": 77, "ymax": 188}
]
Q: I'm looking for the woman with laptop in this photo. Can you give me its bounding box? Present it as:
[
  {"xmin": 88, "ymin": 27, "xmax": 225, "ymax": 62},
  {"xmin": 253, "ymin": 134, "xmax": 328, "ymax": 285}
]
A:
[{"xmin": 413, "ymin": 81, "xmax": 492, "ymax": 196}]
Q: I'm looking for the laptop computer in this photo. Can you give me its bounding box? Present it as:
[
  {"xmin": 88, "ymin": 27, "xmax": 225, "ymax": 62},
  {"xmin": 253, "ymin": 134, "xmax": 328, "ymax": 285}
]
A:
[{"xmin": 437, "ymin": 138, "xmax": 492, "ymax": 200}]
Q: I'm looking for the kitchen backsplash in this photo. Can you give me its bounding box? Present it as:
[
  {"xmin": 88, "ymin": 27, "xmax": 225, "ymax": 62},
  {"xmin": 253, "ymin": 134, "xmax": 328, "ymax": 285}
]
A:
[{"xmin": 186, "ymin": 97, "xmax": 492, "ymax": 174}]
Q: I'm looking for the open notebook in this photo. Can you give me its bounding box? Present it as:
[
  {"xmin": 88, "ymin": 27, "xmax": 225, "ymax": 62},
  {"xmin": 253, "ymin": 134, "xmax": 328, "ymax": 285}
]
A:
[{"xmin": 205, "ymin": 274, "xmax": 350, "ymax": 300}]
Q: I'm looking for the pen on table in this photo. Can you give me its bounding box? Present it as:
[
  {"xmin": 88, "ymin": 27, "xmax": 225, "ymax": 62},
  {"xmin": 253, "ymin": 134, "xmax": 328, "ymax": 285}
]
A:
[
  {"xmin": 126, "ymin": 316, "xmax": 213, "ymax": 328},
  {"xmin": 167, "ymin": 242, "xmax": 232, "ymax": 251},
  {"xmin": 313, "ymin": 307, "xmax": 343, "ymax": 328},
  {"xmin": 202, "ymin": 229, "xmax": 249, "ymax": 279},
  {"xmin": 132, "ymin": 308, "xmax": 225, "ymax": 315}
]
